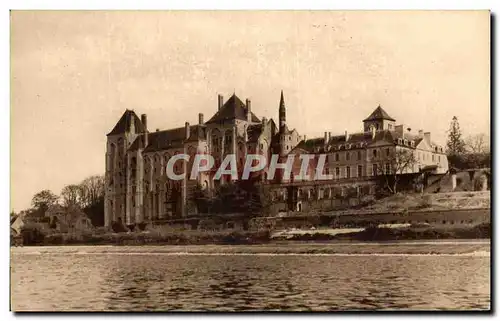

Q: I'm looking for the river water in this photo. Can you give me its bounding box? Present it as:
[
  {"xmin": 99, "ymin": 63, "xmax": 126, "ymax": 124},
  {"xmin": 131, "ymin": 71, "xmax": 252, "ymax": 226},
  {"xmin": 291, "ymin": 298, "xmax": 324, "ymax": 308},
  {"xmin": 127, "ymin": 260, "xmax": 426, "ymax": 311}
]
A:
[{"xmin": 10, "ymin": 241, "xmax": 490, "ymax": 311}]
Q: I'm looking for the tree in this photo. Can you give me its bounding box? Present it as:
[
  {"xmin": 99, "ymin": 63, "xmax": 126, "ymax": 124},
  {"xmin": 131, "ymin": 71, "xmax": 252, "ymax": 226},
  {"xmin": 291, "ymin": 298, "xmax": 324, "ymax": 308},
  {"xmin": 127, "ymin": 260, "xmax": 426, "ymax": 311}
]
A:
[
  {"xmin": 465, "ymin": 133, "xmax": 490, "ymax": 154},
  {"xmin": 237, "ymin": 178, "xmax": 272, "ymax": 216},
  {"xmin": 191, "ymin": 183, "xmax": 215, "ymax": 215},
  {"xmin": 375, "ymin": 147, "xmax": 417, "ymax": 194},
  {"xmin": 446, "ymin": 116, "xmax": 466, "ymax": 156},
  {"xmin": 31, "ymin": 190, "xmax": 59, "ymax": 213},
  {"xmin": 462, "ymin": 133, "xmax": 491, "ymax": 169},
  {"xmin": 61, "ymin": 184, "xmax": 84, "ymax": 207},
  {"xmin": 79, "ymin": 175, "xmax": 105, "ymax": 208}
]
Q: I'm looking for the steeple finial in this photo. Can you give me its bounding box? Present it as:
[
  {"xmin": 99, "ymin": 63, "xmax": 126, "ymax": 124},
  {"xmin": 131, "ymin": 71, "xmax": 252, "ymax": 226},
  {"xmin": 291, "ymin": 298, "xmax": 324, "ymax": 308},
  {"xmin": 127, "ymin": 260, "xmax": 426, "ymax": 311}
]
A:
[{"xmin": 280, "ymin": 90, "xmax": 285, "ymax": 108}]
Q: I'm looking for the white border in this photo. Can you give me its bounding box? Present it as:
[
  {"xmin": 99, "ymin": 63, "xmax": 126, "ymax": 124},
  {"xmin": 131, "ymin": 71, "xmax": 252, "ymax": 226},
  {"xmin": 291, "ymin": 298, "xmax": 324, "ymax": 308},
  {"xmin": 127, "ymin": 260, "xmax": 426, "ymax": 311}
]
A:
[{"xmin": 3, "ymin": 1, "xmax": 497, "ymax": 320}]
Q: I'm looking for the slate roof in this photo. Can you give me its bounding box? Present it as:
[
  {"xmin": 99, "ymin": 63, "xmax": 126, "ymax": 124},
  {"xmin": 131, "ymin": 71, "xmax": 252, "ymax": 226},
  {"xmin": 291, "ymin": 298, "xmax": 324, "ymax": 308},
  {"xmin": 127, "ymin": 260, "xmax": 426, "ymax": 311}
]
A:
[
  {"xmin": 363, "ymin": 105, "xmax": 396, "ymax": 122},
  {"xmin": 292, "ymin": 129, "xmax": 431, "ymax": 154},
  {"xmin": 140, "ymin": 125, "xmax": 206, "ymax": 153},
  {"xmin": 206, "ymin": 94, "xmax": 260, "ymax": 124},
  {"xmin": 107, "ymin": 110, "xmax": 146, "ymax": 136}
]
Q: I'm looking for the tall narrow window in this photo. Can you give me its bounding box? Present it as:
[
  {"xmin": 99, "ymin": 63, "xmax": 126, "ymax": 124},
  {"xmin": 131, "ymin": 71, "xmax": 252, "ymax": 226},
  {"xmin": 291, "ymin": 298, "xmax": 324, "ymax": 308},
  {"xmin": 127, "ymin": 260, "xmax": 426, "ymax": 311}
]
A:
[
  {"xmin": 357, "ymin": 151, "xmax": 362, "ymax": 161},
  {"xmin": 373, "ymin": 164, "xmax": 378, "ymax": 176},
  {"xmin": 335, "ymin": 167, "xmax": 340, "ymax": 179},
  {"xmin": 358, "ymin": 165, "xmax": 363, "ymax": 177},
  {"xmin": 346, "ymin": 152, "xmax": 350, "ymax": 161},
  {"xmin": 346, "ymin": 166, "xmax": 351, "ymax": 179}
]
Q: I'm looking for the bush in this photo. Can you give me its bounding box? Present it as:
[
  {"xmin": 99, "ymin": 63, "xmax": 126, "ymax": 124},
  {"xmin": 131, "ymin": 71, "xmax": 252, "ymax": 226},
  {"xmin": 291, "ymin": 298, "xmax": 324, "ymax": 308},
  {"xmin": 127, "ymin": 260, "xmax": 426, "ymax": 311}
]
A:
[
  {"xmin": 111, "ymin": 221, "xmax": 128, "ymax": 233},
  {"xmin": 137, "ymin": 222, "xmax": 147, "ymax": 231},
  {"xmin": 21, "ymin": 224, "xmax": 46, "ymax": 245}
]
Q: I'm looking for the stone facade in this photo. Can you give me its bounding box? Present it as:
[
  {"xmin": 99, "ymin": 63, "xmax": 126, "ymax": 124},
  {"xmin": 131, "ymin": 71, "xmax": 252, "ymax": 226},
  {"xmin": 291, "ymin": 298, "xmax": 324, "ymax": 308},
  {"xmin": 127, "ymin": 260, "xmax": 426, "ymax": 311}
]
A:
[{"xmin": 104, "ymin": 91, "xmax": 448, "ymax": 228}]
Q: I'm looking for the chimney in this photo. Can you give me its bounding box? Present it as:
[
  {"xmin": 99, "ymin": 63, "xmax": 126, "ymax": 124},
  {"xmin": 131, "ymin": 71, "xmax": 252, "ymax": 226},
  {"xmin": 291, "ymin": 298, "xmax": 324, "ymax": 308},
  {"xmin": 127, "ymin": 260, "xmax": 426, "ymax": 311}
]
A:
[
  {"xmin": 185, "ymin": 122, "xmax": 190, "ymax": 140},
  {"xmin": 218, "ymin": 94, "xmax": 224, "ymax": 111},
  {"xmin": 198, "ymin": 113, "xmax": 204, "ymax": 125},
  {"xmin": 324, "ymin": 132, "xmax": 328, "ymax": 145},
  {"xmin": 141, "ymin": 114, "xmax": 148, "ymax": 147},
  {"xmin": 424, "ymin": 132, "xmax": 431, "ymax": 143},
  {"xmin": 328, "ymin": 132, "xmax": 331, "ymax": 141},
  {"xmin": 303, "ymin": 135, "xmax": 307, "ymax": 141},
  {"xmin": 418, "ymin": 130, "xmax": 424, "ymax": 137},
  {"xmin": 345, "ymin": 130, "xmax": 349, "ymax": 142},
  {"xmin": 246, "ymin": 99, "xmax": 252, "ymax": 122}
]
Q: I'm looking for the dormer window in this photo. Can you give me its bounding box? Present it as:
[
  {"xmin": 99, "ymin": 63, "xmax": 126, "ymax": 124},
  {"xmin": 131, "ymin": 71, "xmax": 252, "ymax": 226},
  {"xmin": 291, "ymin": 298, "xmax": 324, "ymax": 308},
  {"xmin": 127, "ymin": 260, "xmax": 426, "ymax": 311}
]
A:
[
  {"xmin": 410, "ymin": 141, "xmax": 415, "ymax": 147},
  {"xmin": 403, "ymin": 139, "xmax": 408, "ymax": 146},
  {"xmin": 398, "ymin": 138, "xmax": 402, "ymax": 144},
  {"xmin": 346, "ymin": 144, "xmax": 351, "ymax": 150}
]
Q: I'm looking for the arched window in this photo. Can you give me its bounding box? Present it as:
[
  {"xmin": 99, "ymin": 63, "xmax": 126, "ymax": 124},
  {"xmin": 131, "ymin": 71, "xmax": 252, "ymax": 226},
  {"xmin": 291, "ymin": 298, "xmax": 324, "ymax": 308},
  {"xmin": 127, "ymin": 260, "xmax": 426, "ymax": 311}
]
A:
[{"xmin": 117, "ymin": 138, "xmax": 124, "ymax": 157}]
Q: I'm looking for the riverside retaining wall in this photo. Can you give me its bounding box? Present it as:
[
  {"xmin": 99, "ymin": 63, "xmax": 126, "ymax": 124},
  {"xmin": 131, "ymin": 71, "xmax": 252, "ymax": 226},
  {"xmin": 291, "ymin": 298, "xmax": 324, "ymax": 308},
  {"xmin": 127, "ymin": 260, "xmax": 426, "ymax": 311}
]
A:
[{"xmin": 253, "ymin": 208, "xmax": 490, "ymax": 230}]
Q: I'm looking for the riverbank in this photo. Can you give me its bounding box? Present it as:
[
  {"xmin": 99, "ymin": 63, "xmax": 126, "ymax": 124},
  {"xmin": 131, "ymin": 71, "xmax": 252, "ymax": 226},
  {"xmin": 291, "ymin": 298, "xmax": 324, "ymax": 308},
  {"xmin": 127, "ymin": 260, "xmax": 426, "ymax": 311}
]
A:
[
  {"xmin": 274, "ymin": 223, "xmax": 491, "ymax": 242},
  {"xmin": 11, "ymin": 239, "xmax": 490, "ymax": 256},
  {"xmin": 13, "ymin": 223, "xmax": 490, "ymax": 247}
]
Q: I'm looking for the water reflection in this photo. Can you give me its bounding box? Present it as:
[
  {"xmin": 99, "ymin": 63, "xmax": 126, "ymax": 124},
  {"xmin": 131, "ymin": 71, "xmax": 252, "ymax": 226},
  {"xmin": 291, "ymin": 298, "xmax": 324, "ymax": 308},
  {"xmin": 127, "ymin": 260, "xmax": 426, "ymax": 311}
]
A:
[{"xmin": 11, "ymin": 248, "xmax": 490, "ymax": 311}]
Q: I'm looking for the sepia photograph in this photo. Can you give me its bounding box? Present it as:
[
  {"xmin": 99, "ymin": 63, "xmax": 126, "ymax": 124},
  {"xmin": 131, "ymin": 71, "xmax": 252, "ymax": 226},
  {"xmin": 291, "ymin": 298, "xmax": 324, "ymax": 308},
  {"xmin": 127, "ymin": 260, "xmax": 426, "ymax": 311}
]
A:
[{"xmin": 9, "ymin": 9, "xmax": 491, "ymax": 312}]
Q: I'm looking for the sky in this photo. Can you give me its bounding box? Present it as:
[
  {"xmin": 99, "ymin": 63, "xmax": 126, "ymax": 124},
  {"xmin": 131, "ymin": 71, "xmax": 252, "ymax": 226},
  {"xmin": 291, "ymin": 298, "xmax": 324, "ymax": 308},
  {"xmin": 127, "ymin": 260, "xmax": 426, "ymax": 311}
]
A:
[{"xmin": 10, "ymin": 10, "xmax": 490, "ymax": 211}]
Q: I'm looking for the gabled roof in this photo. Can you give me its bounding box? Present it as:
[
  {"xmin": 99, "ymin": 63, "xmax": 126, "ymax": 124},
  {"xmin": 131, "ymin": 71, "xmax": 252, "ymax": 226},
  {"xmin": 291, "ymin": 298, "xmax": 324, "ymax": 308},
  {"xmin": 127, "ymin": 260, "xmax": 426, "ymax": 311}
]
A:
[
  {"xmin": 107, "ymin": 110, "xmax": 147, "ymax": 136},
  {"xmin": 294, "ymin": 137, "xmax": 326, "ymax": 153},
  {"xmin": 363, "ymin": 105, "xmax": 396, "ymax": 122},
  {"xmin": 327, "ymin": 130, "xmax": 427, "ymax": 149},
  {"xmin": 206, "ymin": 94, "xmax": 260, "ymax": 124},
  {"xmin": 142, "ymin": 125, "xmax": 206, "ymax": 153}
]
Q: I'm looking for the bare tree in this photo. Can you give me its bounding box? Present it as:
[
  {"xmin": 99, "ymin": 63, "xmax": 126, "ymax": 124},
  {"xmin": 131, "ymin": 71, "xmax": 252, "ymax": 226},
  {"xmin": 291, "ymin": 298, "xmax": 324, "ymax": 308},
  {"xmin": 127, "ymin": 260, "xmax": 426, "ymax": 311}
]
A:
[
  {"xmin": 61, "ymin": 184, "xmax": 84, "ymax": 207},
  {"xmin": 79, "ymin": 175, "xmax": 105, "ymax": 208},
  {"xmin": 465, "ymin": 133, "xmax": 490, "ymax": 154},
  {"xmin": 375, "ymin": 147, "xmax": 417, "ymax": 194}
]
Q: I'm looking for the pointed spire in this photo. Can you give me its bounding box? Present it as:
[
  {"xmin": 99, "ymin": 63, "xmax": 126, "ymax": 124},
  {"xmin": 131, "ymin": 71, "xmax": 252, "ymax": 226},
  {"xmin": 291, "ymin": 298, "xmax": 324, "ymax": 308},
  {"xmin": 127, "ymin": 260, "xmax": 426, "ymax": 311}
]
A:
[{"xmin": 279, "ymin": 90, "xmax": 286, "ymax": 131}]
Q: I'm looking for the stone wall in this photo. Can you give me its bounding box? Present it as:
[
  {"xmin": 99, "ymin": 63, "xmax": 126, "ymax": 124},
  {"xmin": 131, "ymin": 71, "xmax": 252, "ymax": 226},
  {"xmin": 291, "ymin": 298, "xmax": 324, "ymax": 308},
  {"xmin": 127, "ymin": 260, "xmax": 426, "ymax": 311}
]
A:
[{"xmin": 270, "ymin": 208, "xmax": 490, "ymax": 230}]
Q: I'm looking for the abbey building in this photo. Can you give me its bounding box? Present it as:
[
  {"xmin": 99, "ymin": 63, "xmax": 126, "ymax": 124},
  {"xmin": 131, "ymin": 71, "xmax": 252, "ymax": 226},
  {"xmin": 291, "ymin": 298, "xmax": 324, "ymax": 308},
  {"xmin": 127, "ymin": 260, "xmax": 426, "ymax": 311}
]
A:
[{"xmin": 104, "ymin": 91, "xmax": 448, "ymax": 227}]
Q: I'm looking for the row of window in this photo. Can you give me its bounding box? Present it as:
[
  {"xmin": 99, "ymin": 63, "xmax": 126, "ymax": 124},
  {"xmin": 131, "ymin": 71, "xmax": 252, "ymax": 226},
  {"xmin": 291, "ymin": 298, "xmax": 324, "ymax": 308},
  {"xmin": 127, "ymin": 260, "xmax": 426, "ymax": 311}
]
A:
[
  {"xmin": 272, "ymin": 185, "xmax": 373, "ymax": 201},
  {"xmin": 325, "ymin": 163, "xmax": 399, "ymax": 179},
  {"xmin": 330, "ymin": 148, "xmax": 392, "ymax": 162},
  {"xmin": 330, "ymin": 148, "xmax": 442, "ymax": 163}
]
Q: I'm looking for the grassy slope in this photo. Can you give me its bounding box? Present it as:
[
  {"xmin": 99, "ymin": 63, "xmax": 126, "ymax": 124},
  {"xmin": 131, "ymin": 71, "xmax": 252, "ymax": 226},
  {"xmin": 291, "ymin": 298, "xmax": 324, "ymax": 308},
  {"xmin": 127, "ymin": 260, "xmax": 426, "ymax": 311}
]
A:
[{"xmin": 341, "ymin": 191, "xmax": 490, "ymax": 215}]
